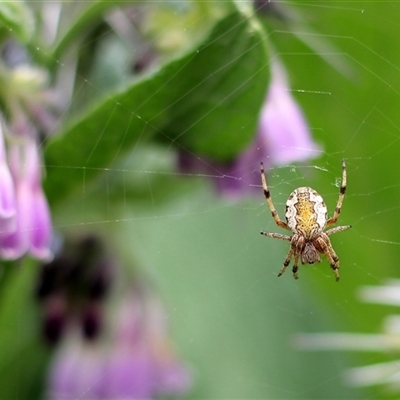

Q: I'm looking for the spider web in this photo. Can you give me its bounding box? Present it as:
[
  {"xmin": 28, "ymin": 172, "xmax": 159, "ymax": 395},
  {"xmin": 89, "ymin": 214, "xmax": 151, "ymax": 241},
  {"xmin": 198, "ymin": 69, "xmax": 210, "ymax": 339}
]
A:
[{"xmin": 5, "ymin": 1, "xmax": 400, "ymax": 400}]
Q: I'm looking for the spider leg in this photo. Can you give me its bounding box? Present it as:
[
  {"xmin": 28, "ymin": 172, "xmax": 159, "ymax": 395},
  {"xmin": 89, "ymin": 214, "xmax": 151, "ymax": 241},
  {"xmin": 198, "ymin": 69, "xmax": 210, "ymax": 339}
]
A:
[
  {"xmin": 277, "ymin": 247, "xmax": 294, "ymax": 278},
  {"xmin": 292, "ymin": 253, "xmax": 301, "ymax": 280},
  {"xmin": 260, "ymin": 232, "xmax": 291, "ymax": 241},
  {"xmin": 260, "ymin": 162, "xmax": 290, "ymax": 231},
  {"xmin": 326, "ymin": 248, "xmax": 340, "ymax": 282},
  {"xmin": 326, "ymin": 159, "xmax": 347, "ymax": 227},
  {"xmin": 316, "ymin": 236, "xmax": 340, "ymax": 281},
  {"xmin": 325, "ymin": 225, "xmax": 352, "ymax": 236}
]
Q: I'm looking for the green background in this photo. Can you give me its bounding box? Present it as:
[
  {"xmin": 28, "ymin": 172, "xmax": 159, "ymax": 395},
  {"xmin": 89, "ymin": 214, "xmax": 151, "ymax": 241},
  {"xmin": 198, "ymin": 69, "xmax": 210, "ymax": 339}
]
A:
[{"xmin": 1, "ymin": 1, "xmax": 400, "ymax": 399}]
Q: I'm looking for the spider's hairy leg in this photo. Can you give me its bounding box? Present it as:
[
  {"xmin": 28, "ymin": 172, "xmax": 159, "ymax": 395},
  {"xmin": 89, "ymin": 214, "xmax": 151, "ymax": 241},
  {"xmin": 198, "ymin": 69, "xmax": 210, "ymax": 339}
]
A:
[
  {"xmin": 316, "ymin": 235, "xmax": 340, "ymax": 281},
  {"xmin": 325, "ymin": 225, "xmax": 352, "ymax": 236},
  {"xmin": 326, "ymin": 249, "xmax": 340, "ymax": 282},
  {"xmin": 292, "ymin": 253, "xmax": 301, "ymax": 280},
  {"xmin": 326, "ymin": 159, "xmax": 347, "ymax": 227},
  {"xmin": 260, "ymin": 232, "xmax": 291, "ymax": 241},
  {"xmin": 260, "ymin": 162, "xmax": 290, "ymax": 231},
  {"xmin": 277, "ymin": 247, "xmax": 294, "ymax": 278}
]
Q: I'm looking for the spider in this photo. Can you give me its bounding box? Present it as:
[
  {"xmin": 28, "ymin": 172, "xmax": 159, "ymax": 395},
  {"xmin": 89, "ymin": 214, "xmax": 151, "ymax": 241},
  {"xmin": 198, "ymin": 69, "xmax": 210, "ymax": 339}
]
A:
[{"xmin": 260, "ymin": 160, "xmax": 351, "ymax": 281}]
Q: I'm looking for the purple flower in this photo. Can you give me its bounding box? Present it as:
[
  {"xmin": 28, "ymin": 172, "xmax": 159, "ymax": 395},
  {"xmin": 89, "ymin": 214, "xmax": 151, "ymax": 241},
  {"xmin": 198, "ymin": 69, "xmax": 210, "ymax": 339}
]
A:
[
  {"xmin": 99, "ymin": 294, "xmax": 191, "ymax": 399},
  {"xmin": 178, "ymin": 60, "xmax": 320, "ymax": 199},
  {"xmin": 0, "ymin": 48, "xmax": 59, "ymax": 261},
  {"xmin": 100, "ymin": 346, "xmax": 157, "ymax": 399},
  {"xmin": 46, "ymin": 287, "xmax": 192, "ymax": 400},
  {"xmin": 259, "ymin": 61, "xmax": 320, "ymax": 165},
  {"xmin": 0, "ymin": 137, "xmax": 52, "ymax": 260},
  {"xmin": 47, "ymin": 335, "xmax": 105, "ymax": 399},
  {"xmin": 0, "ymin": 123, "xmax": 16, "ymax": 234}
]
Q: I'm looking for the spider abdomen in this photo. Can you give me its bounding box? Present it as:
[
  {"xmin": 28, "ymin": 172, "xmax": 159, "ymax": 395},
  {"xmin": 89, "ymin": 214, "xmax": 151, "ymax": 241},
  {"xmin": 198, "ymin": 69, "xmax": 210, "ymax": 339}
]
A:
[{"xmin": 285, "ymin": 187, "xmax": 328, "ymax": 239}]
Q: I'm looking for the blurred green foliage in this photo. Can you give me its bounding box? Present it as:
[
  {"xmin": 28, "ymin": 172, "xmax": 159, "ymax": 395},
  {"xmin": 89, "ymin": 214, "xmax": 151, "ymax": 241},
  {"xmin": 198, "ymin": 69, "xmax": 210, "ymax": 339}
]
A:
[
  {"xmin": 44, "ymin": 10, "xmax": 270, "ymax": 205},
  {"xmin": 1, "ymin": 1, "xmax": 400, "ymax": 399}
]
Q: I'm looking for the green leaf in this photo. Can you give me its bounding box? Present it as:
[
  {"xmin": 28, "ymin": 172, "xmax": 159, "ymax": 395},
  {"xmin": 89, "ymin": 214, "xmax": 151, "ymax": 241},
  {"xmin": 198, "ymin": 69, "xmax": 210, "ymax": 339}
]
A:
[
  {"xmin": 44, "ymin": 8, "xmax": 269, "ymax": 206},
  {"xmin": 158, "ymin": 10, "xmax": 270, "ymax": 159},
  {"xmin": 0, "ymin": 1, "xmax": 34, "ymax": 42},
  {"xmin": 0, "ymin": 261, "xmax": 50, "ymax": 399}
]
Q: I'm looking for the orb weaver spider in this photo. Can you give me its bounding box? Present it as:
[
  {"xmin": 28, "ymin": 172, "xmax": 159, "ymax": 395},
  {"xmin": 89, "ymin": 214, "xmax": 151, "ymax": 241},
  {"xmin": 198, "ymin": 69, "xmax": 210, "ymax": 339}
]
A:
[{"xmin": 260, "ymin": 160, "xmax": 351, "ymax": 281}]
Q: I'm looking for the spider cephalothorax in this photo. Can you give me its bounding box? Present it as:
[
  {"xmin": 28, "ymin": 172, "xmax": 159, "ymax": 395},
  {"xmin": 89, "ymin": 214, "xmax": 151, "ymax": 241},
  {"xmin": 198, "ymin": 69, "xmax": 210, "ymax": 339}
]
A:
[{"xmin": 260, "ymin": 160, "xmax": 351, "ymax": 281}]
